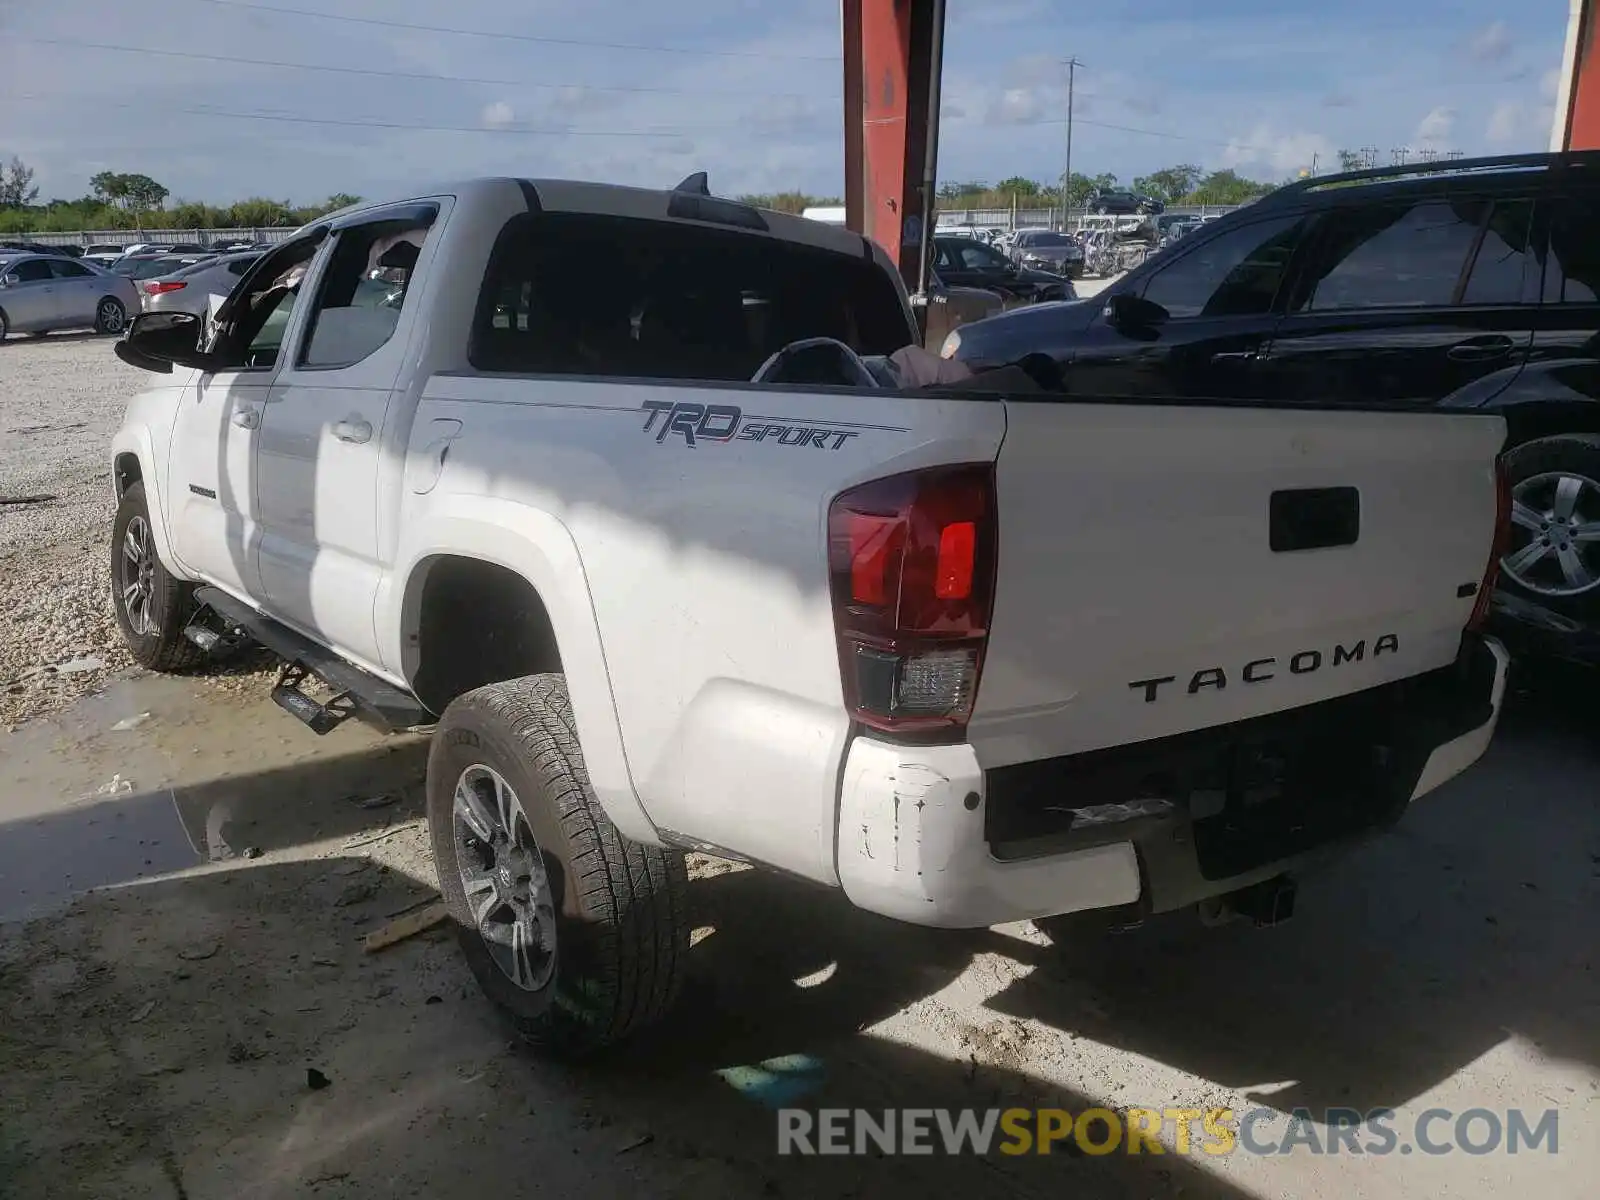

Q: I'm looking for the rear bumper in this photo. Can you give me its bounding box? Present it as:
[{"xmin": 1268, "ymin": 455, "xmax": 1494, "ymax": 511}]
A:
[{"xmin": 836, "ymin": 634, "xmax": 1508, "ymax": 928}]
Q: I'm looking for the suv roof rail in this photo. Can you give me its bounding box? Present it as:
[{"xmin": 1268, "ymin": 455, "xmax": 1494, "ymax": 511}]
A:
[{"xmin": 1258, "ymin": 150, "xmax": 1600, "ymax": 208}]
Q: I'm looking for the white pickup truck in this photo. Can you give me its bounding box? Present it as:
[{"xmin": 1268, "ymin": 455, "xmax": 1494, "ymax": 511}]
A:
[{"xmin": 109, "ymin": 174, "xmax": 1512, "ymax": 1054}]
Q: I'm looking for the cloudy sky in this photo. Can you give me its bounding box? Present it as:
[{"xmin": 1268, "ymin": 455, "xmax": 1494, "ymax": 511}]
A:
[{"xmin": 0, "ymin": 0, "xmax": 1574, "ymax": 206}]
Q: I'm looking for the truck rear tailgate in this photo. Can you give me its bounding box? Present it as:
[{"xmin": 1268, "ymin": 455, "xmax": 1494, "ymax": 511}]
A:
[{"xmin": 970, "ymin": 402, "xmax": 1505, "ymax": 769}]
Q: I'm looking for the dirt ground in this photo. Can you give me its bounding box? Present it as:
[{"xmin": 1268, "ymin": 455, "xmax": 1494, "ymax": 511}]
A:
[
  {"xmin": 1, "ymin": 658, "xmax": 1596, "ymax": 1200},
  {"xmin": 1, "ymin": 324, "xmax": 1597, "ymax": 1199}
]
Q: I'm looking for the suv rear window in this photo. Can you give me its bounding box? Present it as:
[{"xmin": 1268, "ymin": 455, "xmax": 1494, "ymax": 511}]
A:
[{"xmin": 470, "ymin": 213, "xmax": 912, "ymax": 380}]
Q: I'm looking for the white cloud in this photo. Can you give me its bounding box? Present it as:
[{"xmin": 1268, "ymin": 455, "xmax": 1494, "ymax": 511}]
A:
[
  {"xmin": 1221, "ymin": 124, "xmax": 1335, "ymax": 176},
  {"xmin": 1467, "ymin": 21, "xmax": 1513, "ymax": 64},
  {"xmin": 1416, "ymin": 106, "xmax": 1456, "ymax": 144},
  {"xmin": 1486, "ymin": 101, "xmax": 1522, "ymax": 144},
  {"xmin": 480, "ymin": 100, "xmax": 516, "ymax": 128},
  {"xmin": 988, "ymin": 87, "xmax": 1045, "ymax": 125}
]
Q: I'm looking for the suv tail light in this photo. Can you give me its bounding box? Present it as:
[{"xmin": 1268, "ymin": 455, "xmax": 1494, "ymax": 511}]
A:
[
  {"xmin": 1468, "ymin": 456, "xmax": 1511, "ymax": 631},
  {"xmin": 143, "ymin": 280, "xmax": 186, "ymax": 295},
  {"xmin": 827, "ymin": 464, "xmax": 997, "ymax": 738}
]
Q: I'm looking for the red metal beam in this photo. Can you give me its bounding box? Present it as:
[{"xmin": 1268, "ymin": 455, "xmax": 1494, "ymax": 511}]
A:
[
  {"xmin": 1557, "ymin": 0, "xmax": 1600, "ymax": 149},
  {"xmin": 842, "ymin": 0, "xmax": 944, "ymax": 289}
]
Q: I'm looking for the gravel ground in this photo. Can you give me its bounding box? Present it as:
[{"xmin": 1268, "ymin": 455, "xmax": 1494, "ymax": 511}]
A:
[
  {"xmin": 0, "ymin": 334, "xmax": 143, "ymax": 728},
  {"xmin": 0, "ymin": 334, "xmax": 275, "ymax": 728}
]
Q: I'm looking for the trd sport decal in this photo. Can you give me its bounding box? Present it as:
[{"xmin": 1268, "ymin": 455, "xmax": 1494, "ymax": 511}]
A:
[{"xmin": 640, "ymin": 400, "xmax": 859, "ymax": 450}]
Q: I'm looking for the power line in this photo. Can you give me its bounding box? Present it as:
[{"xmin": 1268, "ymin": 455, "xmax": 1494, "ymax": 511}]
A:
[
  {"xmin": 14, "ymin": 35, "xmax": 825, "ymax": 100},
  {"xmin": 178, "ymin": 0, "xmax": 837, "ymax": 62},
  {"xmin": 8, "ymin": 94, "xmax": 811, "ymax": 138}
]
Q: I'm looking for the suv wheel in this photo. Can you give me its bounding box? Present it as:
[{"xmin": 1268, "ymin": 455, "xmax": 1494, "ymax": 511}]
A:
[
  {"xmin": 427, "ymin": 674, "xmax": 689, "ymax": 1056},
  {"xmin": 110, "ymin": 482, "xmax": 207, "ymax": 671},
  {"xmin": 1499, "ymin": 434, "xmax": 1600, "ymax": 615}
]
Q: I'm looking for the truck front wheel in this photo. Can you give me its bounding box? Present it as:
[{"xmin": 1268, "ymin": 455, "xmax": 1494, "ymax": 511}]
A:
[
  {"xmin": 111, "ymin": 482, "xmax": 206, "ymax": 672},
  {"xmin": 426, "ymin": 674, "xmax": 689, "ymax": 1055}
]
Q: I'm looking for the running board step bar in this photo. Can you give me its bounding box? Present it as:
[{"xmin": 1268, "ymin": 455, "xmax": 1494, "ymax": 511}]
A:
[{"xmin": 192, "ymin": 586, "xmax": 432, "ymax": 735}]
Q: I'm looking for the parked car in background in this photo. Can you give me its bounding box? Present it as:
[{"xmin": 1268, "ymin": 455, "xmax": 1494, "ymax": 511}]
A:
[
  {"xmin": 111, "ymin": 253, "xmax": 213, "ymax": 280},
  {"xmin": 1008, "ymin": 229, "xmax": 1086, "ymax": 278},
  {"xmin": 83, "ymin": 243, "xmax": 129, "ymax": 266},
  {"xmin": 943, "ymin": 150, "xmax": 1600, "ymax": 663},
  {"xmin": 0, "ymin": 253, "xmax": 140, "ymax": 337},
  {"xmin": 0, "ymin": 240, "xmax": 73, "ymax": 258},
  {"xmin": 932, "ymin": 234, "xmax": 1074, "ymax": 303},
  {"xmin": 140, "ymin": 250, "xmax": 262, "ymax": 315},
  {"xmin": 1088, "ymin": 189, "xmax": 1165, "ymax": 215}
]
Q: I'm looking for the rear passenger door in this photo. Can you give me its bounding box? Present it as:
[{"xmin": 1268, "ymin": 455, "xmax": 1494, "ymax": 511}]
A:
[
  {"xmin": 48, "ymin": 259, "xmax": 100, "ymax": 325},
  {"xmin": 1261, "ymin": 195, "xmax": 1537, "ymax": 408},
  {"xmin": 1512, "ymin": 189, "xmax": 1600, "ymax": 408}
]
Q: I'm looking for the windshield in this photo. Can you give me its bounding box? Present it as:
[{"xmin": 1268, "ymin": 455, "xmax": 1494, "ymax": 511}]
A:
[{"xmin": 1024, "ymin": 233, "xmax": 1073, "ymax": 247}]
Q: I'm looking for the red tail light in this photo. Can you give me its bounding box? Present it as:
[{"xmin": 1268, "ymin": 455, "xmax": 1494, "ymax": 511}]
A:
[
  {"xmin": 1468, "ymin": 456, "xmax": 1511, "ymax": 631},
  {"xmin": 143, "ymin": 280, "xmax": 186, "ymax": 295},
  {"xmin": 828, "ymin": 464, "xmax": 997, "ymax": 738}
]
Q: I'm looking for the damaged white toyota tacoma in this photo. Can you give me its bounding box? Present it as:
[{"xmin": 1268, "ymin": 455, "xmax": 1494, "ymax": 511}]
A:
[{"xmin": 108, "ymin": 174, "xmax": 1512, "ymax": 1053}]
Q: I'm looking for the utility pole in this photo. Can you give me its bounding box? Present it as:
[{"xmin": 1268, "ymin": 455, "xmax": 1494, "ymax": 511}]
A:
[{"xmin": 1062, "ymin": 56, "xmax": 1082, "ymax": 231}]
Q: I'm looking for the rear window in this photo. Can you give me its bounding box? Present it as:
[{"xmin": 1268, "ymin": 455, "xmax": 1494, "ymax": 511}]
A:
[{"xmin": 469, "ymin": 213, "xmax": 912, "ymax": 380}]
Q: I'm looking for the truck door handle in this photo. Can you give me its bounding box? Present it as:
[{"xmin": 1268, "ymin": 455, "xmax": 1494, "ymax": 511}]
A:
[
  {"xmin": 1446, "ymin": 335, "xmax": 1514, "ymax": 362},
  {"xmin": 332, "ymin": 418, "xmax": 373, "ymax": 444},
  {"xmin": 1211, "ymin": 349, "xmax": 1258, "ymax": 362},
  {"xmin": 230, "ymin": 409, "xmax": 260, "ymax": 429}
]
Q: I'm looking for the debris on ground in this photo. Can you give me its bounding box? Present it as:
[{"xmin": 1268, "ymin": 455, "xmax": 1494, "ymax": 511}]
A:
[
  {"xmin": 306, "ymin": 1067, "xmax": 331, "ymax": 1091},
  {"xmin": 176, "ymin": 941, "xmax": 220, "ymax": 962},
  {"xmin": 110, "ymin": 711, "xmax": 152, "ymax": 731},
  {"xmin": 363, "ymin": 900, "xmax": 449, "ymax": 953}
]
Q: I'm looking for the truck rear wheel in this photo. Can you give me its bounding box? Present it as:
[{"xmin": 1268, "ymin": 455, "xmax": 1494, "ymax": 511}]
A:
[
  {"xmin": 426, "ymin": 674, "xmax": 689, "ymax": 1056},
  {"xmin": 111, "ymin": 482, "xmax": 206, "ymax": 672}
]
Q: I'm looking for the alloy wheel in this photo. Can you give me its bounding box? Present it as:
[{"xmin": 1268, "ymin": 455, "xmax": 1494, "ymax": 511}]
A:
[
  {"xmin": 119, "ymin": 516, "xmax": 158, "ymax": 635},
  {"xmin": 99, "ymin": 300, "xmax": 126, "ymax": 333},
  {"xmin": 1502, "ymin": 470, "xmax": 1600, "ymax": 597},
  {"xmin": 453, "ymin": 764, "xmax": 557, "ymax": 992}
]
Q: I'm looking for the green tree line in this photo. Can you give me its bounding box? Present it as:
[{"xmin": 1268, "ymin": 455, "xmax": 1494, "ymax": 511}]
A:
[
  {"xmin": 0, "ymin": 158, "xmax": 362, "ymax": 234},
  {"xmin": 737, "ymin": 166, "xmax": 1282, "ymax": 216},
  {"xmin": 0, "ymin": 151, "xmax": 1290, "ymax": 236}
]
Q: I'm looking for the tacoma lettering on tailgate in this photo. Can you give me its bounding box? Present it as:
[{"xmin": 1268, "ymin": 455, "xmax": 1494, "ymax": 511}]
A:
[{"xmin": 1128, "ymin": 634, "xmax": 1400, "ymax": 703}]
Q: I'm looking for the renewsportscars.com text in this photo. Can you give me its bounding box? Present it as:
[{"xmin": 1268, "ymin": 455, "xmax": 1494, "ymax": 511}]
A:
[{"xmin": 776, "ymin": 1106, "xmax": 1560, "ymax": 1157}]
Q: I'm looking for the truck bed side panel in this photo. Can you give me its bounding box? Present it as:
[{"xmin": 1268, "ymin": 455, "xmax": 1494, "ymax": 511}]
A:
[{"xmin": 410, "ymin": 375, "xmax": 1007, "ymax": 885}]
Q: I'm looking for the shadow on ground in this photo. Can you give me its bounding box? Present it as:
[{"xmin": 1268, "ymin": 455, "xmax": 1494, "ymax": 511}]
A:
[{"xmin": 0, "ymin": 659, "xmax": 1595, "ymax": 1198}]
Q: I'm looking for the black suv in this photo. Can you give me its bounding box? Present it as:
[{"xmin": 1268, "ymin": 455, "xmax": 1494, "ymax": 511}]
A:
[
  {"xmin": 946, "ymin": 152, "xmax": 1600, "ymax": 659},
  {"xmin": 931, "ymin": 235, "xmax": 1074, "ymax": 303},
  {"xmin": 1088, "ymin": 189, "xmax": 1164, "ymax": 215}
]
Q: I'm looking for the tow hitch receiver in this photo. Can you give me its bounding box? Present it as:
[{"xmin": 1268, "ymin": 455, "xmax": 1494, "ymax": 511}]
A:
[
  {"xmin": 1198, "ymin": 875, "xmax": 1298, "ymax": 928},
  {"xmin": 272, "ymin": 661, "xmax": 358, "ymax": 735}
]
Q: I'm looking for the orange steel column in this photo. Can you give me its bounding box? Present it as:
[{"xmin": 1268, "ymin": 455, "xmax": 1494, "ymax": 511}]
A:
[
  {"xmin": 1556, "ymin": 0, "xmax": 1600, "ymax": 148},
  {"xmin": 842, "ymin": 0, "xmax": 945, "ymax": 289}
]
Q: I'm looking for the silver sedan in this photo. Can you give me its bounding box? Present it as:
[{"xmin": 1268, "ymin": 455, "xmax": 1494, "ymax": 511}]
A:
[
  {"xmin": 141, "ymin": 250, "xmax": 262, "ymax": 316},
  {"xmin": 0, "ymin": 253, "xmax": 142, "ymax": 338}
]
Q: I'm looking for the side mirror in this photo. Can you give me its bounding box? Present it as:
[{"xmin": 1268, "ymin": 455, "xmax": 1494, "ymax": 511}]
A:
[
  {"xmin": 1104, "ymin": 292, "xmax": 1169, "ymax": 332},
  {"xmin": 113, "ymin": 310, "xmax": 216, "ymax": 375}
]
